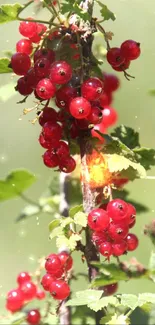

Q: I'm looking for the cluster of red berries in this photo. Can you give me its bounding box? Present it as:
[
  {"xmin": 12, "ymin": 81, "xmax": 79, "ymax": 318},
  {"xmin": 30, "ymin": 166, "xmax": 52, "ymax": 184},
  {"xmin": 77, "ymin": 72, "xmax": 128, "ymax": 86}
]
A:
[
  {"xmin": 89, "ymin": 198, "xmax": 139, "ymax": 258},
  {"xmin": 41, "ymin": 251, "xmax": 72, "ymax": 300},
  {"xmin": 107, "ymin": 40, "xmax": 141, "ymax": 72}
]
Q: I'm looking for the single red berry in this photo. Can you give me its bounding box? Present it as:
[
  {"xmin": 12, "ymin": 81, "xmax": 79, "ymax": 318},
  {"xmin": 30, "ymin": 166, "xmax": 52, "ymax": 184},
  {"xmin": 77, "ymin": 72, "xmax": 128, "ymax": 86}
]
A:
[
  {"xmin": 102, "ymin": 106, "xmax": 118, "ymax": 128},
  {"xmin": 20, "ymin": 281, "xmax": 37, "ymax": 301},
  {"xmin": 45, "ymin": 254, "xmax": 62, "ymax": 275},
  {"xmin": 59, "ymin": 156, "xmax": 76, "ymax": 173},
  {"xmin": 16, "ymin": 39, "xmax": 33, "ymax": 55},
  {"xmin": 11, "ymin": 53, "xmax": 31, "ymax": 75},
  {"xmin": 103, "ymin": 73, "xmax": 120, "ymax": 93},
  {"xmin": 81, "ymin": 77, "xmax": 103, "ymax": 101},
  {"xmin": 34, "ymin": 49, "xmax": 55, "ymax": 63},
  {"xmin": 41, "ymin": 273, "xmax": 55, "ymax": 291},
  {"xmin": 25, "ymin": 68, "xmax": 41, "ymax": 88},
  {"xmin": 39, "ymin": 107, "xmax": 58, "ymax": 126},
  {"xmin": 87, "ymin": 106, "xmax": 103, "ymax": 125},
  {"xmin": 126, "ymin": 233, "xmax": 139, "ymax": 251},
  {"xmin": 103, "ymin": 283, "xmax": 118, "ymax": 296},
  {"xmin": 6, "ymin": 289, "xmax": 24, "ymax": 312},
  {"xmin": 16, "ymin": 77, "xmax": 33, "ymax": 96},
  {"xmin": 58, "ymin": 252, "xmax": 73, "ymax": 271},
  {"xmin": 34, "ymin": 58, "xmax": 51, "ymax": 77},
  {"xmin": 99, "ymin": 92, "xmax": 113, "ymax": 108},
  {"xmin": 112, "ymin": 60, "xmax": 130, "ymax": 72},
  {"xmin": 39, "ymin": 133, "xmax": 59, "ymax": 150},
  {"xmin": 43, "ymin": 121, "xmax": 62, "ymax": 141},
  {"xmin": 127, "ymin": 203, "xmax": 136, "ymax": 226},
  {"xmin": 92, "ymin": 231, "xmax": 108, "ymax": 246},
  {"xmin": 49, "ymin": 61, "xmax": 72, "ymax": 84},
  {"xmin": 43, "ymin": 150, "xmax": 59, "ymax": 168},
  {"xmin": 88, "ymin": 208, "xmax": 110, "ymax": 231},
  {"xmin": 57, "ymin": 110, "xmax": 65, "ymax": 122},
  {"xmin": 91, "ymin": 123, "xmax": 107, "ymax": 143},
  {"xmin": 107, "ymin": 48, "xmax": 125, "ymax": 67},
  {"xmin": 19, "ymin": 19, "xmax": 37, "ymax": 38},
  {"xmin": 69, "ymin": 97, "xmax": 91, "ymax": 119},
  {"xmin": 121, "ymin": 40, "xmax": 141, "ymax": 60},
  {"xmin": 108, "ymin": 222, "xmax": 129, "ymax": 241},
  {"xmin": 112, "ymin": 240, "xmax": 127, "ymax": 256},
  {"xmin": 54, "ymin": 268, "xmax": 64, "ymax": 279},
  {"xmin": 55, "ymin": 86, "xmax": 78, "ymax": 110},
  {"xmin": 129, "ymin": 218, "xmax": 136, "ymax": 229},
  {"xmin": 36, "ymin": 289, "xmax": 46, "ymax": 300},
  {"xmin": 36, "ymin": 79, "xmax": 56, "ymax": 99},
  {"xmin": 55, "ymin": 141, "xmax": 70, "ymax": 158},
  {"xmin": 27, "ymin": 309, "xmax": 41, "ymax": 325},
  {"xmin": 17, "ymin": 272, "xmax": 31, "ymax": 286},
  {"xmin": 99, "ymin": 242, "xmax": 112, "ymax": 258},
  {"xmin": 49, "ymin": 280, "xmax": 70, "ymax": 300},
  {"xmin": 30, "ymin": 23, "xmax": 47, "ymax": 43},
  {"xmin": 107, "ymin": 199, "xmax": 129, "ymax": 222}
]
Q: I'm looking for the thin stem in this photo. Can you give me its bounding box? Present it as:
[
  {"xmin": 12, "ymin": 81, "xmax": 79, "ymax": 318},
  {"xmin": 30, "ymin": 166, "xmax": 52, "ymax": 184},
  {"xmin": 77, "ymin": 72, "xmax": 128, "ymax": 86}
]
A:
[
  {"xmin": 96, "ymin": 22, "xmax": 111, "ymax": 51},
  {"xmin": 43, "ymin": 0, "xmax": 63, "ymax": 24},
  {"xmin": 19, "ymin": 193, "xmax": 41, "ymax": 208},
  {"xmin": 18, "ymin": 17, "xmax": 51, "ymax": 25}
]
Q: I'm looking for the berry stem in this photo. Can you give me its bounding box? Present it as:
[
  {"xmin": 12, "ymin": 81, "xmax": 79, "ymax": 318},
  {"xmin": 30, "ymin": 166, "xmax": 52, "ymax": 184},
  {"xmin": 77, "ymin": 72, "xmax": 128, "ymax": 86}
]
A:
[
  {"xmin": 96, "ymin": 23, "xmax": 111, "ymax": 51},
  {"xmin": 43, "ymin": 0, "xmax": 63, "ymax": 24}
]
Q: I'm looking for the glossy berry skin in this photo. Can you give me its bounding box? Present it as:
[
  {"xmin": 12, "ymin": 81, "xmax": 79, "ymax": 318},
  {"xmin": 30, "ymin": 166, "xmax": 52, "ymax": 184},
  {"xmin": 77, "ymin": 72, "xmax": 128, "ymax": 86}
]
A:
[
  {"xmin": 43, "ymin": 121, "xmax": 62, "ymax": 142},
  {"xmin": 99, "ymin": 242, "xmax": 112, "ymax": 258},
  {"xmin": 112, "ymin": 60, "xmax": 130, "ymax": 72},
  {"xmin": 25, "ymin": 68, "xmax": 41, "ymax": 88},
  {"xmin": 16, "ymin": 77, "xmax": 33, "ymax": 96},
  {"xmin": 126, "ymin": 233, "xmax": 139, "ymax": 251},
  {"xmin": 30, "ymin": 23, "xmax": 47, "ymax": 43},
  {"xmin": 17, "ymin": 272, "xmax": 31, "ymax": 286},
  {"xmin": 39, "ymin": 133, "xmax": 58, "ymax": 150},
  {"xmin": 36, "ymin": 79, "xmax": 56, "ymax": 99},
  {"xmin": 34, "ymin": 58, "xmax": 51, "ymax": 77},
  {"xmin": 88, "ymin": 208, "xmax": 110, "ymax": 231},
  {"xmin": 39, "ymin": 107, "xmax": 58, "ymax": 126},
  {"xmin": 107, "ymin": 199, "xmax": 129, "ymax": 222},
  {"xmin": 108, "ymin": 222, "xmax": 129, "ymax": 241},
  {"xmin": 55, "ymin": 141, "xmax": 70, "ymax": 158},
  {"xmin": 129, "ymin": 218, "xmax": 136, "ymax": 229},
  {"xmin": 87, "ymin": 106, "xmax": 103, "ymax": 125},
  {"xmin": 102, "ymin": 107, "xmax": 118, "ymax": 128},
  {"xmin": 112, "ymin": 240, "xmax": 127, "ymax": 256},
  {"xmin": 107, "ymin": 48, "xmax": 125, "ymax": 67},
  {"xmin": 11, "ymin": 53, "xmax": 31, "ymax": 76},
  {"xmin": 58, "ymin": 252, "xmax": 73, "ymax": 271},
  {"xmin": 20, "ymin": 281, "xmax": 37, "ymax": 301},
  {"xmin": 92, "ymin": 231, "xmax": 108, "ymax": 246},
  {"xmin": 41, "ymin": 273, "xmax": 55, "ymax": 291},
  {"xmin": 36, "ymin": 289, "xmax": 45, "ymax": 300},
  {"xmin": 91, "ymin": 123, "xmax": 106, "ymax": 144},
  {"xmin": 121, "ymin": 40, "xmax": 141, "ymax": 60},
  {"xmin": 6, "ymin": 289, "xmax": 24, "ymax": 312},
  {"xmin": 49, "ymin": 280, "xmax": 70, "ymax": 300},
  {"xmin": 103, "ymin": 283, "xmax": 118, "ymax": 296},
  {"xmin": 43, "ymin": 150, "xmax": 59, "ymax": 168},
  {"xmin": 99, "ymin": 92, "xmax": 112, "ymax": 108},
  {"xmin": 26, "ymin": 309, "xmax": 41, "ymax": 325},
  {"xmin": 49, "ymin": 61, "xmax": 72, "ymax": 84},
  {"xmin": 34, "ymin": 49, "xmax": 55, "ymax": 63},
  {"xmin": 59, "ymin": 156, "xmax": 76, "ymax": 173},
  {"xmin": 19, "ymin": 20, "xmax": 37, "ymax": 38},
  {"xmin": 103, "ymin": 73, "xmax": 120, "ymax": 93},
  {"xmin": 127, "ymin": 203, "xmax": 136, "ymax": 226},
  {"xmin": 55, "ymin": 86, "xmax": 78, "ymax": 110},
  {"xmin": 16, "ymin": 39, "xmax": 33, "ymax": 55},
  {"xmin": 69, "ymin": 97, "xmax": 91, "ymax": 119},
  {"xmin": 81, "ymin": 77, "xmax": 103, "ymax": 101},
  {"xmin": 45, "ymin": 254, "xmax": 62, "ymax": 275}
]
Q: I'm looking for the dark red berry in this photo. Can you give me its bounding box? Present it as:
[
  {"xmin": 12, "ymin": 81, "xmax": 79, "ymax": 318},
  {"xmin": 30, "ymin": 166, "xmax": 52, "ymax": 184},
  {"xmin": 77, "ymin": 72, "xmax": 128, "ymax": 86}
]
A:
[
  {"xmin": 88, "ymin": 208, "xmax": 110, "ymax": 231},
  {"xmin": 27, "ymin": 309, "xmax": 41, "ymax": 325},
  {"xmin": 112, "ymin": 240, "xmax": 127, "ymax": 256},
  {"xmin": 129, "ymin": 218, "xmax": 136, "ymax": 229},
  {"xmin": 99, "ymin": 92, "xmax": 112, "ymax": 108},
  {"xmin": 126, "ymin": 233, "xmax": 139, "ymax": 251},
  {"xmin": 43, "ymin": 121, "xmax": 62, "ymax": 141},
  {"xmin": 43, "ymin": 150, "xmax": 59, "ymax": 168},
  {"xmin": 34, "ymin": 49, "xmax": 55, "ymax": 63},
  {"xmin": 39, "ymin": 133, "xmax": 59, "ymax": 149},
  {"xmin": 69, "ymin": 97, "xmax": 91, "ymax": 119},
  {"xmin": 30, "ymin": 23, "xmax": 47, "ymax": 43},
  {"xmin": 11, "ymin": 53, "xmax": 31, "ymax": 75},
  {"xmin": 16, "ymin": 39, "xmax": 33, "ymax": 55},
  {"xmin": 25, "ymin": 68, "xmax": 41, "ymax": 88},
  {"xmin": 107, "ymin": 48, "xmax": 125, "ymax": 67},
  {"xmin": 39, "ymin": 107, "xmax": 58, "ymax": 126},
  {"xmin": 58, "ymin": 252, "xmax": 73, "ymax": 271},
  {"xmin": 127, "ymin": 203, "xmax": 136, "ymax": 226},
  {"xmin": 41, "ymin": 273, "xmax": 55, "ymax": 291},
  {"xmin": 17, "ymin": 272, "xmax": 31, "ymax": 286},
  {"xmin": 45, "ymin": 254, "xmax": 62, "ymax": 275},
  {"xmin": 103, "ymin": 73, "xmax": 120, "ymax": 93},
  {"xmin": 36, "ymin": 289, "xmax": 45, "ymax": 300},
  {"xmin": 108, "ymin": 222, "xmax": 129, "ymax": 241},
  {"xmin": 16, "ymin": 77, "xmax": 33, "ymax": 96},
  {"xmin": 34, "ymin": 58, "xmax": 51, "ymax": 77},
  {"xmin": 36, "ymin": 79, "xmax": 56, "ymax": 99},
  {"xmin": 6, "ymin": 289, "xmax": 24, "ymax": 312},
  {"xmin": 19, "ymin": 19, "xmax": 37, "ymax": 38},
  {"xmin": 107, "ymin": 199, "xmax": 129, "ymax": 222},
  {"xmin": 87, "ymin": 106, "xmax": 103, "ymax": 125},
  {"xmin": 55, "ymin": 141, "xmax": 70, "ymax": 158},
  {"xmin": 20, "ymin": 281, "xmax": 37, "ymax": 301},
  {"xmin": 49, "ymin": 61, "xmax": 72, "ymax": 84},
  {"xmin": 59, "ymin": 156, "xmax": 76, "ymax": 173},
  {"xmin": 103, "ymin": 283, "xmax": 118, "ymax": 296},
  {"xmin": 81, "ymin": 77, "xmax": 103, "ymax": 101},
  {"xmin": 75, "ymin": 118, "xmax": 90, "ymax": 130},
  {"xmin": 102, "ymin": 107, "xmax": 118, "ymax": 128},
  {"xmin": 99, "ymin": 242, "xmax": 112, "ymax": 258},
  {"xmin": 112, "ymin": 60, "xmax": 130, "ymax": 72},
  {"xmin": 121, "ymin": 40, "xmax": 141, "ymax": 60},
  {"xmin": 55, "ymin": 86, "xmax": 78, "ymax": 110},
  {"xmin": 92, "ymin": 231, "xmax": 108, "ymax": 246},
  {"xmin": 49, "ymin": 280, "xmax": 70, "ymax": 300}
]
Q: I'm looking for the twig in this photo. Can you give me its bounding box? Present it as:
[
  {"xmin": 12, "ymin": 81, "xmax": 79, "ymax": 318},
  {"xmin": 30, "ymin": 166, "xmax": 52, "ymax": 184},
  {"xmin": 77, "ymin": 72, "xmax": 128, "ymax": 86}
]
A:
[{"xmin": 96, "ymin": 22, "xmax": 111, "ymax": 51}]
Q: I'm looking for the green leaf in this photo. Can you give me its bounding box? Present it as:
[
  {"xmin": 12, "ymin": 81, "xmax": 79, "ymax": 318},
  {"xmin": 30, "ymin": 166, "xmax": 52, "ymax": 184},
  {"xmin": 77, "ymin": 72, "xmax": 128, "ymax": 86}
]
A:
[
  {"xmin": 0, "ymin": 82, "xmax": 16, "ymax": 101},
  {"xmin": 49, "ymin": 219, "xmax": 60, "ymax": 232},
  {"xmin": 138, "ymin": 293, "xmax": 155, "ymax": 306},
  {"xmin": 60, "ymin": 217, "xmax": 73, "ymax": 228},
  {"xmin": 96, "ymin": 1, "xmax": 116, "ymax": 21},
  {"xmin": 111, "ymin": 125, "xmax": 140, "ymax": 149},
  {"xmin": 61, "ymin": 1, "xmax": 90, "ymax": 21},
  {"xmin": 0, "ymin": 169, "xmax": 36, "ymax": 202},
  {"xmin": 16, "ymin": 205, "xmax": 41, "ymax": 222},
  {"xmin": 69, "ymin": 204, "xmax": 83, "ymax": 218},
  {"xmin": 0, "ymin": 58, "xmax": 12, "ymax": 73},
  {"xmin": 66, "ymin": 289, "xmax": 103, "ymax": 307},
  {"xmin": 105, "ymin": 314, "xmax": 130, "ymax": 325},
  {"xmin": 56, "ymin": 233, "xmax": 82, "ymax": 250},
  {"xmin": 49, "ymin": 226, "xmax": 63, "ymax": 240},
  {"xmin": 120, "ymin": 294, "xmax": 138, "ymax": 310},
  {"xmin": 100, "ymin": 315, "xmax": 114, "ymax": 325},
  {"xmin": 74, "ymin": 211, "xmax": 87, "ymax": 227},
  {"xmin": 91, "ymin": 263, "xmax": 128, "ymax": 287},
  {"xmin": 133, "ymin": 147, "xmax": 155, "ymax": 170},
  {"xmin": 88, "ymin": 296, "xmax": 118, "ymax": 312},
  {"xmin": 0, "ymin": 3, "xmax": 23, "ymax": 24}
]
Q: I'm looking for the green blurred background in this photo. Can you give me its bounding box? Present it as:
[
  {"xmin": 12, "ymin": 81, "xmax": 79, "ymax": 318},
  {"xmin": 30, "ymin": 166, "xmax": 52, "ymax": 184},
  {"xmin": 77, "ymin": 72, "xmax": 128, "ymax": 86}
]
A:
[{"xmin": 0, "ymin": 0, "xmax": 155, "ymax": 323}]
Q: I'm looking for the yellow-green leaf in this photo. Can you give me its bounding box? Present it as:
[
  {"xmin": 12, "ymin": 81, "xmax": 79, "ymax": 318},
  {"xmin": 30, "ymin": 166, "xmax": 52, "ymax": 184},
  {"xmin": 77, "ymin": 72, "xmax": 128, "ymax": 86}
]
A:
[
  {"xmin": 74, "ymin": 212, "xmax": 87, "ymax": 227},
  {"xmin": 0, "ymin": 3, "xmax": 23, "ymax": 24},
  {"xmin": 0, "ymin": 58, "xmax": 12, "ymax": 73}
]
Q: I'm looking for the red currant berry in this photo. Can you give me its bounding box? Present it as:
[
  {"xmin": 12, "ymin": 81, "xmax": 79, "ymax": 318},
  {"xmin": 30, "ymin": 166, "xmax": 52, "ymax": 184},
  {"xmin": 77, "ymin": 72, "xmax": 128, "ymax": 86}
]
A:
[
  {"xmin": 6, "ymin": 289, "xmax": 24, "ymax": 312},
  {"xmin": 102, "ymin": 107, "xmax": 118, "ymax": 128},
  {"xmin": 34, "ymin": 49, "xmax": 55, "ymax": 63},
  {"xmin": 112, "ymin": 240, "xmax": 127, "ymax": 256},
  {"xmin": 30, "ymin": 23, "xmax": 47, "ymax": 43},
  {"xmin": 99, "ymin": 242, "xmax": 112, "ymax": 258},
  {"xmin": 55, "ymin": 86, "xmax": 78, "ymax": 110},
  {"xmin": 25, "ymin": 68, "xmax": 41, "ymax": 88},
  {"xmin": 43, "ymin": 150, "xmax": 59, "ymax": 168},
  {"xmin": 87, "ymin": 106, "xmax": 103, "ymax": 125},
  {"xmin": 108, "ymin": 222, "xmax": 129, "ymax": 241},
  {"xmin": 20, "ymin": 281, "xmax": 37, "ymax": 301},
  {"xmin": 16, "ymin": 77, "xmax": 33, "ymax": 96},
  {"xmin": 58, "ymin": 252, "xmax": 73, "ymax": 271},
  {"xmin": 11, "ymin": 53, "xmax": 31, "ymax": 76},
  {"xmin": 19, "ymin": 19, "xmax": 37, "ymax": 38},
  {"xmin": 34, "ymin": 58, "xmax": 51, "ymax": 77},
  {"xmin": 39, "ymin": 107, "xmax": 58, "ymax": 126},
  {"xmin": 43, "ymin": 121, "xmax": 62, "ymax": 141},
  {"xmin": 91, "ymin": 123, "xmax": 106, "ymax": 143},
  {"xmin": 49, "ymin": 280, "xmax": 70, "ymax": 300},
  {"xmin": 36, "ymin": 79, "xmax": 56, "ymax": 99},
  {"xmin": 103, "ymin": 283, "xmax": 118, "ymax": 296},
  {"xmin": 69, "ymin": 97, "xmax": 91, "ymax": 119},
  {"xmin": 36, "ymin": 289, "xmax": 45, "ymax": 300},
  {"xmin": 127, "ymin": 203, "xmax": 136, "ymax": 226},
  {"xmin": 41, "ymin": 273, "xmax": 55, "ymax": 291},
  {"xmin": 54, "ymin": 268, "xmax": 64, "ymax": 279},
  {"xmin": 99, "ymin": 92, "xmax": 113, "ymax": 108},
  {"xmin": 59, "ymin": 156, "xmax": 76, "ymax": 173},
  {"xmin": 88, "ymin": 208, "xmax": 110, "ymax": 232},
  {"xmin": 39, "ymin": 133, "xmax": 58, "ymax": 150},
  {"xmin": 16, "ymin": 39, "xmax": 33, "ymax": 55},
  {"xmin": 103, "ymin": 73, "xmax": 120, "ymax": 93},
  {"xmin": 126, "ymin": 233, "xmax": 139, "ymax": 251},
  {"xmin": 50, "ymin": 61, "xmax": 72, "ymax": 84},
  {"xmin": 81, "ymin": 77, "xmax": 103, "ymax": 101},
  {"xmin": 107, "ymin": 48, "xmax": 125, "ymax": 67},
  {"xmin": 27, "ymin": 309, "xmax": 41, "ymax": 325},
  {"xmin": 112, "ymin": 60, "xmax": 130, "ymax": 72},
  {"xmin": 129, "ymin": 218, "xmax": 136, "ymax": 229},
  {"xmin": 121, "ymin": 40, "xmax": 141, "ymax": 60},
  {"xmin": 45, "ymin": 254, "xmax": 62, "ymax": 275},
  {"xmin": 55, "ymin": 141, "xmax": 70, "ymax": 158},
  {"xmin": 107, "ymin": 199, "xmax": 129, "ymax": 222},
  {"xmin": 92, "ymin": 231, "xmax": 108, "ymax": 246},
  {"xmin": 17, "ymin": 272, "xmax": 31, "ymax": 286}
]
